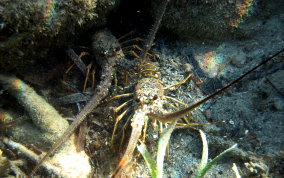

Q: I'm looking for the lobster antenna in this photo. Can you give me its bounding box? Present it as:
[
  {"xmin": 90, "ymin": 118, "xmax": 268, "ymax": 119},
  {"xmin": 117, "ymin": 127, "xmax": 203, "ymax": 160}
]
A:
[
  {"xmin": 148, "ymin": 48, "xmax": 284, "ymax": 122},
  {"xmin": 140, "ymin": 0, "xmax": 169, "ymax": 61}
]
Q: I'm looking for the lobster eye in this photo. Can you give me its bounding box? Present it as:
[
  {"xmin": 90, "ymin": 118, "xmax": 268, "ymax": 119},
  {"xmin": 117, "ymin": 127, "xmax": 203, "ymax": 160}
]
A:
[
  {"xmin": 153, "ymin": 95, "xmax": 158, "ymax": 100},
  {"xmin": 135, "ymin": 98, "xmax": 140, "ymax": 103},
  {"xmin": 115, "ymin": 46, "xmax": 121, "ymax": 52}
]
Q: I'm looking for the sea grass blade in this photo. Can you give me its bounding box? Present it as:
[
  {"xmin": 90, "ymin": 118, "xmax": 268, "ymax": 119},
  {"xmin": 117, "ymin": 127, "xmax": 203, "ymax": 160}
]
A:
[
  {"xmin": 137, "ymin": 141, "xmax": 158, "ymax": 178},
  {"xmin": 197, "ymin": 130, "xmax": 208, "ymax": 173},
  {"xmin": 156, "ymin": 118, "xmax": 178, "ymax": 178},
  {"xmin": 196, "ymin": 142, "xmax": 238, "ymax": 178}
]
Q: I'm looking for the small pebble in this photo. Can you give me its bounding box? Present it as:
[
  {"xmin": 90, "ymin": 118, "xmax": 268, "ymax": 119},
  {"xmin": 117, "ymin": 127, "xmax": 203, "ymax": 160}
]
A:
[
  {"xmin": 183, "ymin": 63, "xmax": 192, "ymax": 72},
  {"xmin": 229, "ymin": 120, "xmax": 235, "ymax": 125},
  {"xmin": 231, "ymin": 51, "xmax": 246, "ymax": 68},
  {"xmin": 204, "ymin": 110, "xmax": 212, "ymax": 120},
  {"xmin": 153, "ymin": 133, "xmax": 158, "ymax": 139},
  {"xmin": 273, "ymin": 99, "xmax": 284, "ymax": 111}
]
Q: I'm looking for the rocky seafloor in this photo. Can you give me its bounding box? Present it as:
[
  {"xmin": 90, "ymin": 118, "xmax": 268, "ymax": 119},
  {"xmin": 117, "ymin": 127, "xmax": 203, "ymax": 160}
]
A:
[{"xmin": 0, "ymin": 0, "xmax": 283, "ymax": 177}]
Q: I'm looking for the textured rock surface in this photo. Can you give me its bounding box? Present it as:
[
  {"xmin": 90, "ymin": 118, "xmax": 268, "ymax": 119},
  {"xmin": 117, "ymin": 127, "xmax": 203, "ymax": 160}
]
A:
[
  {"xmin": 0, "ymin": 0, "xmax": 118, "ymax": 72},
  {"xmin": 0, "ymin": 75, "xmax": 91, "ymax": 177},
  {"xmin": 151, "ymin": 0, "xmax": 283, "ymax": 41}
]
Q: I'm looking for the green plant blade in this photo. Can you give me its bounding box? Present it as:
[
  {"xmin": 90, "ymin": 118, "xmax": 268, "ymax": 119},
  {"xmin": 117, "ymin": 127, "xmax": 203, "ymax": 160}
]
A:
[
  {"xmin": 137, "ymin": 141, "xmax": 158, "ymax": 178},
  {"xmin": 197, "ymin": 129, "xmax": 208, "ymax": 175},
  {"xmin": 196, "ymin": 143, "xmax": 238, "ymax": 178},
  {"xmin": 157, "ymin": 118, "xmax": 178, "ymax": 178}
]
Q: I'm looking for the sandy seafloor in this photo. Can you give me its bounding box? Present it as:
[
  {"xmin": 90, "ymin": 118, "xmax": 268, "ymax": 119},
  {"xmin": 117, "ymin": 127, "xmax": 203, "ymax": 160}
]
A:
[
  {"xmin": 0, "ymin": 2, "xmax": 283, "ymax": 178},
  {"xmin": 85, "ymin": 8, "xmax": 284, "ymax": 177}
]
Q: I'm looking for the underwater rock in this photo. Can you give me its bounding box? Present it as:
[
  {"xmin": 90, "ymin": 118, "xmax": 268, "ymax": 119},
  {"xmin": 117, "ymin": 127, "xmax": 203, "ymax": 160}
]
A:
[
  {"xmin": 192, "ymin": 43, "xmax": 247, "ymax": 81},
  {"xmin": 0, "ymin": 0, "xmax": 118, "ymax": 72},
  {"xmin": 0, "ymin": 75, "xmax": 69, "ymax": 135},
  {"xmin": 0, "ymin": 74, "xmax": 69, "ymax": 149},
  {"xmin": 0, "ymin": 75, "xmax": 91, "ymax": 177},
  {"xmin": 151, "ymin": 0, "xmax": 281, "ymax": 41}
]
